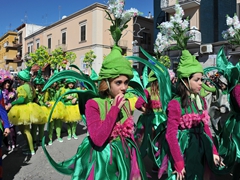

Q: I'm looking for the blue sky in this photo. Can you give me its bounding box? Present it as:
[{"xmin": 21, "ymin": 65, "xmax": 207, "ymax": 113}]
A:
[{"xmin": 0, "ymin": 0, "xmax": 153, "ymax": 36}]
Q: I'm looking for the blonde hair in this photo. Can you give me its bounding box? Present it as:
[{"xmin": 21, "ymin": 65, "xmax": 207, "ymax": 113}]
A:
[
  {"xmin": 98, "ymin": 79, "xmax": 113, "ymax": 97},
  {"xmin": 150, "ymin": 80, "xmax": 159, "ymax": 96}
]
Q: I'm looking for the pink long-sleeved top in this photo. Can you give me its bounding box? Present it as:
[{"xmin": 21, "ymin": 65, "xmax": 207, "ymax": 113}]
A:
[
  {"xmin": 232, "ymin": 84, "xmax": 240, "ymax": 108},
  {"xmin": 85, "ymin": 99, "xmax": 120, "ymax": 147},
  {"xmin": 165, "ymin": 99, "xmax": 218, "ymax": 173},
  {"xmin": 135, "ymin": 89, "xmax": 161, "ymax": 111}
]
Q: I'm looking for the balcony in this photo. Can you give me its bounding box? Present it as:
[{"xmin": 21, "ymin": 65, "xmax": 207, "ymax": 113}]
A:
[
  {"xmin": 55, "ymin": 44, "xmax": 68, "ymax": 51},
  {"xmin": 47, "ymin": 48, "xmax": 52, "ymax": 54},
  {"xmin": 186, "ymin": 27, "xmax": 201, "ymax": 47},
  {"xmin": 168, "ymin": 28, "xmax": 201, "ymax": 48},
  {"xmin": 161, "ymin": 0, "xmax": 201, "ymax": 13},
  {"xmin": 3, "ymin": 42, "xmax": 19, "ymax": 49}
]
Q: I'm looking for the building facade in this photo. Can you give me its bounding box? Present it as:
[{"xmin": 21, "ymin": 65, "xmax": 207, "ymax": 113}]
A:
[
  {"xmin": 22, "ymin": 3, "xmax": 153, "ymax": 75},
  {"xmin": 154, "ymin": 0, "xmax": 240, "ymax": 71}
]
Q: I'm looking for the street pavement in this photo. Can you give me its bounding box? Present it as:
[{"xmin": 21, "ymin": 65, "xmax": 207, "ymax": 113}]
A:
[{"xmin": 3, "ymin": 110, "xmax": 233, "ymax": 180}]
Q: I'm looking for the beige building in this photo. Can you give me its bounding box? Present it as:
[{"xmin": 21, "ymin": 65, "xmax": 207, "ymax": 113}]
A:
[{"xmin": 23, "ymin": 3, "xmax": 154, "ymax": 75}]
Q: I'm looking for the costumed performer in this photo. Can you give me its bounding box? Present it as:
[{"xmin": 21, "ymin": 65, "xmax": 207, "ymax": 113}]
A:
[
  {"xmin": 62, "ymin": 78, "xmax": 81, "ymax": 140},
  {"xmin": 134, "ymin": 67, "xmax": 164, "ymax": 158},
  {"xmin": 0, "ymin": 88, "xmax": 10, "ymax": 180},
  {"xmin": 150, "ymin": 50, "xmax": 226, "ymax": 180},
  {"xmin": 8, "ymin": 67, "xmax": 43, "ymax": 155},
  {"xmin": 0, "ymin": 70, "xmax": 17, "ymax": 151},
  {"xmin": 31, "ymin": 69, "xmax": 48, "ymax": 149},
  {"xmin": 44, "ymin": 75, "xmax": 65, "ymax": 145}
]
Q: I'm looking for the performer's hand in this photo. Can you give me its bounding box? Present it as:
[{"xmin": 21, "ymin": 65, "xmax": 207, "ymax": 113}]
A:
[
  {"xmin": 5, "ymin": 103, "xmax": 12, "ymax": 110},
  {"xmin": 213, "ymin": 154, "xmax": 225, "ymax": 167},
  {"xmin": 112, "ymin": 93, "xmax": 126, "ymax": 109},
  {"xmin": 3, "ymin": 128, "xmax": 10, "ymax": 137},
  {"xmin": 46, "ymin": 102, "xmax": 52, "ymax": 107},
  {"xmin": 173, "ymin": 168, "xmax": 186, "ymax": 180},
  {"xmin": 72, "ymin": 98, "xmax": 77, "ymax": 104},
  {"xmin": 67, "ymin": 96, "xmax": 73, "ymax": 100}
]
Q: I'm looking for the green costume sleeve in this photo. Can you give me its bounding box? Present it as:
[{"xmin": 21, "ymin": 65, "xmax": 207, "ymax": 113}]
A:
[
  {"xmin": 11, "ymin": 96, "xmax": 25, "ymax": 106},
  {"xmin": 38, "ymin": 94, "xmax": 45, "ymax": 106}
]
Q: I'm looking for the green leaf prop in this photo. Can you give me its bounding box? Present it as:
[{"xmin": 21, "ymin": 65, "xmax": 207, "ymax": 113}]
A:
[
  {"xmin": 42, "ymin": 70, "xmax": 98, "ymax": 94},
  {"xmin": 127, "ymin": 68, "xmax": 147, "ymax": 103},
  {"xmin": 140, "ymin": 46, "xmax": 172, "ymax": 112},
  {"xmin": 126, "ymin": 51, "xmax": 171, "ymax": 112},
  {"xmin": 142, "ymin": 65, "xmax": 149, "ymax": 88}
]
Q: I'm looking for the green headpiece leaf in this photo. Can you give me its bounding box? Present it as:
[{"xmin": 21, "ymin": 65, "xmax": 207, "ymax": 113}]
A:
[
  {"xmin": 127, "ymin": 68, "xmax": 147, "ymax": 102},
  {"xmin": 90, "ymin": 68, "xmax": 99, "ymax": 81},
  {"xmin": 33, "ymin": 69, "xmax": 45, "ymax": 85},
  {"xmin": 65, "ymin": 78, "xmax": 76, "ymax": 84}
]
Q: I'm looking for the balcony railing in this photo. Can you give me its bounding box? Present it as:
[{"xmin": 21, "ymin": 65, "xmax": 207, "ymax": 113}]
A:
[
  {"xmin": 186, "ymin": 28, "xmax": 201, "ymax": 43},
  {"xmin": 168, "ymin": 29, "xmax": 201, "ymax": 46},
  {"xmin": 161, "ymin": 0, "xmax": 201, "ymax": 13},
  {"xmin": 55, "ymin": 44, "xmax": 67, "ymax": 51}
]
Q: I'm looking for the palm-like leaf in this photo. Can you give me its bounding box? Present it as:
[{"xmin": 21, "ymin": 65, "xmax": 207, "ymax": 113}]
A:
[
  {"xmin": 42, "ymin": 70, "xmax": 98, "ymax": 94},
  {"xmin": 139, "ymin": 47, "xmax": 172, "ymax": 112},
  {"xmin": 127, "ymin": 68, "xmax": 147, "ymax": 102},
  {"xmin": 126, "ymin": 49, "xmax": 171, "ymax": 112}
]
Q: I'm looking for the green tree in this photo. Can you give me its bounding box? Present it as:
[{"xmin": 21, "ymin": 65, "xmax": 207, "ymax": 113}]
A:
[
  {"xmin": 83, "ymin": 50, "xmax": 96, "ymax": 69},
  {"xmin": 49, "ymin": 47, "xmax": 66, "ymax": 70},
  {"xmin": 65, "ymin": 51, "xmax": 76, "ymax": 65},
  {"xmin": 27, "ymin": 46, "xmax": 49, "ymax": 67}
]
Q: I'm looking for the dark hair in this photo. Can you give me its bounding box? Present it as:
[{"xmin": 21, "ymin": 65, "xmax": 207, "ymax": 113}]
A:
[
  {"xmin": 1, "ymin": 79, "xmax": 13, "ymax": 91},
  {"xmin": 65, "ymin": 82, "xmax": 75, "ymax": 89},
  {"xmin": 176, "ymin": 74, "xmax": 193, "ymax": 108}
]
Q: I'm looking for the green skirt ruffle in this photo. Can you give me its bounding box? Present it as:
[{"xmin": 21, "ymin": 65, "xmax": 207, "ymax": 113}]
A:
[
  {"xmin": 149, "ymin": 124, "xmax": 228, "ymax": 180},
  {"xmin": 218, "ymin": 113, "xmax": 240, "ymax": 167},
  {"xmin": 43, "ymin": 136, "xmax": 147, "ymax": 180}
]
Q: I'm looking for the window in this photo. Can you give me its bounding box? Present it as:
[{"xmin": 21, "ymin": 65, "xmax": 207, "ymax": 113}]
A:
[
  {"xmin": 48, "ymin": 37, "xmax": 51, "ymax": 49},
  {"xmin": 27, "ymin": 42, "xmax": 33, "ymax": 53},
  {"xmin": 36, "ymin": 39, "xmax": 40, "ymax": 49},
  {"xmin": 18, "ymin": 32, "xmax": 23, "ymax": 44},
  {"xmin": 80, "ymin": 21, "xmax": 87, "ymax": 42},
  {"xmin": 62, "ymin": 30, "xmax": 66, "ymax": 44}
]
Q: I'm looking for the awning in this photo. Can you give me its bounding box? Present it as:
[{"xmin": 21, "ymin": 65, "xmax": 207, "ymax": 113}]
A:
[{"xmin": 31, "ymin": 64, "xmax": 50, "ymax": 72}]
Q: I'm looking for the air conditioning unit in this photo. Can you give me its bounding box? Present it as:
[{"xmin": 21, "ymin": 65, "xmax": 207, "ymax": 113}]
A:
[{"xmin": 200, "ymin": 44, "xmax": 213, "ymax": 54}]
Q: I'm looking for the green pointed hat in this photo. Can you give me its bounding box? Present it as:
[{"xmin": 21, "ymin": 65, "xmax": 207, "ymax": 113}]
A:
[
  {"xmin": 98, "ymin": 45, "xmax": 133, "ymax": 80},
  {"xmin": 33, "ymin": 69, "xmax": 45, "ymax": 85},
  {"xmin": 65, "ymin": 78, "xmax": 76, "ymax": 84},
  {"xmin": 18, "ymin": 66, "xmax": 31, "ymax": 82},
  {"xmin": 177, "ymin": 50, "xmax": 203, "ymax": 79}
]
